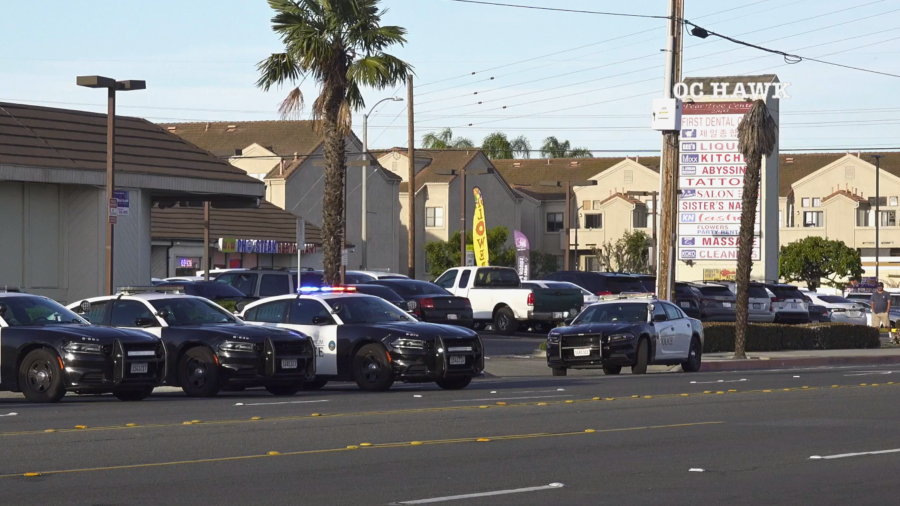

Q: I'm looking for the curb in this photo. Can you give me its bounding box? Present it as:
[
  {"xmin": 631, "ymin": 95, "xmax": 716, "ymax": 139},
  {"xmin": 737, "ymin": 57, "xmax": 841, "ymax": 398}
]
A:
[{"xmin": 700, "ymin": 355, "xmax": 900, "ymax": 372}]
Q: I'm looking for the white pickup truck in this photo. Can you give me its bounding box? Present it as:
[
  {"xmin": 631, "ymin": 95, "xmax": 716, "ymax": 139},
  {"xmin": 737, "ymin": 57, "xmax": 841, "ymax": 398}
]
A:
[{"xmin": 435, "ymin": 266, "xmax": 584, "ymax": 335}]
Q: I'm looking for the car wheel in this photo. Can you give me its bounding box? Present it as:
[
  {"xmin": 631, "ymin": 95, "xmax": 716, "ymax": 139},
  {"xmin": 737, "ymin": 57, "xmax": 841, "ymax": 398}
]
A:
[
  {"xmin": 602, "ymin": 365, "xmax": 622, "ymax": 375},
  {"xmin": 265, "ymin": 383, "xmax": 303, "ymax": 396},
  {"xmin": 113, "ymin": 387, "xmax": 154, "ymax": 402},
  {"xmin": 493, "ymin": 307, "xmax": 517, "ymax": 336},
  {"xmin": 353, "ymin": 344, "xmax": 394, "ymax": 392},
  {"xmin": 178, "ymin": 347, "xmax": 221, "ymax": 398},
  {"xmin": 19, "ymin": 349, "xmax": 66, "ymax": 403},
  {"xmin": 551, "ymin": 367, "xmax": 567, "ymax": 377},
  {"xmin": 301, "ymin": 377, "xmax": 329, "ymax": 391},
  {"xmin": 681, "ymin": 338, "xmax": 702, "ymax": 373},
  {"xmin": 631, "ymin": 338, "xmax": 649, "ymax": 375},
  {"xmin": 436, "ymin": 376, "xmax": 472, "ymax": 390}
]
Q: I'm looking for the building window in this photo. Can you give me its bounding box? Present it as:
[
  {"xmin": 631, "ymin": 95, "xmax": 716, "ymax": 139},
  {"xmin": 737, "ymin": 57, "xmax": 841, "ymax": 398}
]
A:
[
  {"xmin": 632, "ymin": 207, "xmax": 648, "ymax": 228},
  {"xmin": 891, "ymin": 197, "xmax": 898, "ymax": 206},
  {"xmin": 425, "ymin": 207, "xmax": 444, "ymax": 228},
  {"xmin": 801, "ymin": 198, "xmax": 810, "ymax": 208},
  {"xmin": 845, "ymin": 166, "xmax": 855, "ymax": 180},
  {"xmin": 881, "ymin": 210, "xmax": 896, "ymax": 227},
  {"xmin": 584, "ymin": 256, "xmax": 600, "ymax": 272},
  {"xmin": 812, "ymin": 198, "xmax": 821, "ymax": 208},
  {"xmin": 592, "ymin": 200, "xmax": 602, "ymax": 210},
  {"xmin": 857, "ymin": 209, "xmax": 871, "ymax": 227},
  {"xmin": 546, "ymin": 212, "xmax": 564, "ymax": 233},
  {"xmin": 803, "ymin": 211, "xmax": 823, "ymax": 227},
  {"xmin": 624, "ymin": 170, "xmax": 634, "ymax": 184},
  {"xmin": 584, "ymin": 214, "xmax": 602, "ymax": 229}
]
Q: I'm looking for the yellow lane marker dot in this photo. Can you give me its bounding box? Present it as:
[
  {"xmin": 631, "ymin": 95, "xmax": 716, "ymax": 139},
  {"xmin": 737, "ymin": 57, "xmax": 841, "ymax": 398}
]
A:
[
  {"xmin": 763, "ymin": 390, "xmax": 772, "ymax": 393},
  {"xmin": 347, "ymin": 445, "xmax": 359, "ymax": 449},
  {"xmin": 182, "ymin": 422, "xmax": 193, "ymax": 425},
  {"xmin": 537, "ymin": 402, "xmax": 547, "ymax": 406},
  {"xmin": 783, "ymin": 389, "xmax": 791, "ymax": 391},
  {"xmin": 311, "ymin": 413, "xmax": 321, "ymax": 417},
  {"xmin": 496, "ymin": 402, "xmax": 506, "ymax": 405},
  {"xmin": 703, "ymin": 391, "xmax": 712, "ymax": 394},
  {"xmin": 74, "ymin": 425, "xmax": 87, "ymax": 429},
  {"xmin": 632, "ymin": 395, "xmax": 640, "ymax": 398},
  {"xmin": 728, "ymin": 390, "xmax": 737, "ymax": 393},
  {"xmin": 251, "ymin": 417, "xmax": 262, "ymax": 421},
  {"xmin": 24, "ymin": 472, "xmax": 40, "ymax": 477},
  {"xmin": 861, "ymin": 383, "xmax": 868, "ymax": 386},
  {"xmin": 585, "ymin": 429, "xmax": 596, "ymax": 433},
  {"xmin": 267, "ymin": 451, "xmax": 281, "ymax": 456},
  {"xmin": 592, "ymin": 397, "xmax": 600, "ymax": 400},
  {"xmin": 716, "ymin": 392, "xmax": 724, "ymax": 395},
  {"xmin": 126, "ymin": 423, "xmax": 137, "ymax": 427},
  {"xmin": 410, "ymin": 441, "xmax": 423, "ymax": 446},
  {"xmin": 565, "ymin": 400, "xmax": 574, "ymax": 404},
  {"xmin": 479, "ymin": 406, "xmax": 489, "ymax": 409},
  {"xmin": 643, "ymin": 396, "xmax": 653, "ymax": 399},
  {"xmin": 889, "ymin": 382, "xmax": 895, "ymax": 385},
  {"xmin": 606, "ymin": 398, "xmax": 615, "ymax": 401},
  {"xmin": 802, "ymin": 386, "xmax": 809, "ymax": 389},
  {"xmin": 477, "ymin": 438, "xmax": 491, "ymax": 442},
  {"xmin": 832, "ymin": 385, "xmax": 840, "ymax": 388},
  {"xmin": 44, "ymin": 429, "xmax": 56, "ymax": 433},
  {"xmin": 681, "ymin": 394, "xmax": 689, "ymax": 397},
  {"xmin": 360, "ymin": 443, "xmax": 372, "ymax": 447},
  {"xmin": 872, "ymin": 384, "xmax": 879, "ymax": 387},
  {"xmin": 191, "ymin": 420, "xmax": 201, "ymax": 424}
]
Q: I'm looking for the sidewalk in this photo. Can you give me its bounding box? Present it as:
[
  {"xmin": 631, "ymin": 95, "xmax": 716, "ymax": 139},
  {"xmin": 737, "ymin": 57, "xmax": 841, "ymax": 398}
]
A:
[{"xmin": 485, "ymin": 348, "xmax": 900, "ymax": 377}]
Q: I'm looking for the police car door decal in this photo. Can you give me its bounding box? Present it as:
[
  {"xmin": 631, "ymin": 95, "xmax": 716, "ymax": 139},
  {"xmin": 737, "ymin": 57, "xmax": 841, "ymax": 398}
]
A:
[{"xmin": 280, "ymin": 324, "xmax": 338, "ymax": 376}]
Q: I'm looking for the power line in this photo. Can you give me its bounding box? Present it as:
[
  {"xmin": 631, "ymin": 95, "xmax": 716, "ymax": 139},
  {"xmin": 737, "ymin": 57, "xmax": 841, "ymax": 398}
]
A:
[{"xmin": 445, "ymin": 0, "xmax": 670, "ymax": 19}]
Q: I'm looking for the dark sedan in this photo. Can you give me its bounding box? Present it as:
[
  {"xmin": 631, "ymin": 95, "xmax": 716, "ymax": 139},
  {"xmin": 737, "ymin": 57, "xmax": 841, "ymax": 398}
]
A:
[
  {"xmin": 154, "ymin": 281, "xmax": 255, "ymax": 309},
  {"xmin": 348, "ymin": 284, "xmax": 407, "ymax": 310},
  {"xmin": 368, "ymin": 279, "xmax": 474, "ymax": 328}
]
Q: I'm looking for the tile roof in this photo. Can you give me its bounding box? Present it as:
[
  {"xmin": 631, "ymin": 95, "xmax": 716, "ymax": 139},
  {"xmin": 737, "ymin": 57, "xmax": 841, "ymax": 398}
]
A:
[
  {"xmin": 394, "ymin": 148, "xmax": 482, "ymax": 193},
  {"xmin": 0, "ymin": 101, "xmax": 263, "ymax": 185},
  {"xmin": 779, "ymin": 152, "xmax": 900, "ymax": 197},
  {"xmin": 152, "ymin": 200, "xmax": 322, "ymax": 245},
  {"xmin": 269, "ymin": 153, "xmax": 401, "ymax": 183},
  {"xmin": 160, "ymin": 120, "xmax": 323, "ymax": 158},
  {"xmin": 495, "ymin": 157, "xmax": 660, "ymax": 200},
  {"xmin": 822, "ymin": 189, "xmax": 868, "ymax": 204},
  {"xmin": 600, "ymin": 192, "xmax": 644, "ymax": 206}
]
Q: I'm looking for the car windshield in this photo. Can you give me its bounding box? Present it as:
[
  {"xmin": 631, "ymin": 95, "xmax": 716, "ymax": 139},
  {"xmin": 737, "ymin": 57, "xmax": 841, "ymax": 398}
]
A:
[
  {"xmin": 817, "ymin": 295, "xmax": 853, "ymax": 304},
  {"xmin": 770, "ymin": 286, "xmax": 804, "ymax": 299},
  {"xmin": 159, "ymin": 282, "xmax": 246, "ymax": 299},
  {"xmin": 747, "ymin": 286, "xmax": 769, "ymax": 298},
  {"xmin": 0, "ymin": 296, "xmax": 88, "ymax": 326},
  {"xmin": 328, "ymin": 296, "xmax": 413, "ymax": 324},
  {"xmin": 150, "ymin": 298, "xmax": 237, "ymax": 326},
  {"xmin": 379, "ymin": 281, "xmax": 450, "ymax": 296},
  {"xmin": 574, "ymin": 303, "xmax": 648, "ymax": 324},
  {"xmin": 606, "ymin": 277, "xmax": 646, "ymax": 293},
  {"xmin": 697, "ymin": 285, "xmax": 734, "ymax": 296}
]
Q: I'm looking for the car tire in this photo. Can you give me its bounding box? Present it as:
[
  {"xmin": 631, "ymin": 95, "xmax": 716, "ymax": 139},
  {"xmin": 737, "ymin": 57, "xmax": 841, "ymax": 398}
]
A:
[
  {"xmin": 493, "ymin": 307, "xmax": 517, "ymax": 336},
  {"xmin": 19, "ymin": 349, "xmax": 66, "ymax": 403},
  {"xmin": 681, "ymin": 337, "xmax": 702, "ymax": 373},
  {"xmin": 551, "ymin": 367, "xmax": 567, "ymax": 377},
  {"xmin": 265, "ymin": 383, "xmax": 303, "ymax": 396},
  {"xmin": 301, "ymin": 377, "xmax": 329, "ymax": 391},
  {"xmin": 631, "ymin": 338, "xmax": 649, "ymax": 375},
  {"xmin": 436, "ymin": 376, "xmax": 472, "ymax": 390},
  {"xmin": 602, "ymin": 365, "xmax": 622, "ymax": 375},
  {"xmin": 353, "ymin": 344, "xmax": 394, "ymax": 392},
  {"xmin": 178, "ymin": 347, "xmax": 221, "ymax": 398},
  {"xmin": 113, "ymin": 387, "xmax": 154, "ymax": 402}
]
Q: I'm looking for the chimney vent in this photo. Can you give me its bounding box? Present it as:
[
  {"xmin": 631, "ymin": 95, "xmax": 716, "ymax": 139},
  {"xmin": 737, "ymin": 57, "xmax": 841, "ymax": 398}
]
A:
[
  {"xmin": 234, "ymin": 148, "xmax": 242, "ymax": 156},
  {"xmin": 226, "ymin": 124, "xmax": 237, "ymax": 132},
  {"xmin": 166, "ymin": 126, "xmax": 176, "ymax": 132}
]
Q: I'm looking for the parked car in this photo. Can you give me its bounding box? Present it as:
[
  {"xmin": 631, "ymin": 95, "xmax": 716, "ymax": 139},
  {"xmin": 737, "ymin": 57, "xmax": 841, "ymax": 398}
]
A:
[
  {"xmin": 718, "ymin": 281, "xmax": 777, "ymax": 323},
  {"xmin": 673, "ymin": 282, "xmax": 736, "ymax": 322},
  {"xmin": 436, "ymin": 267, "xmax": 583, "ymax": 335},
  {"xmin": 523, "ymin": 280, "xmax": 600, "ymax": 305},
  {"xmin": 368, "ymin": 279, "xmax": 473, "ymax": 328},
  {"xmin": 214, "ymin": 268, "xmax": 299, "ymax": 297},
  {"xmin": 807, "ymin": 304, "xmax": 831, "ymax": 323},
  {"xmin": 542, "ymin": 271, "xmax": 647, "ymax": 295},
  {"xmin": 352, "ymin": 270, "xmax": 410, "ymax": 280},
  {"xmin": 153, "ymin": 281, "xmax": 256, "ymax": 311},
  {"xmin": 165, "ymin": 276, "xmax": 203, "ymax": 282},
  {"xmin": 348, "ymin": 283, "xmax": 407, "ymax": 310},
  {"xmin": 802, "ymin": 292, "xmax": 867, "ymax": 325},
  {"xmin": 629, "ymin": 274, "xmax": 657, "ymax": 293},
  {"xmin": 764, "ymin": 283, "xmax": 810, "ymax": 324},
  {"xmin": 847, "ymin": 300, "xmax": 899, "ymax": 328},
  {"xmin": 313, "ymin": 270, "xmax": 377, "ymax": 284}
]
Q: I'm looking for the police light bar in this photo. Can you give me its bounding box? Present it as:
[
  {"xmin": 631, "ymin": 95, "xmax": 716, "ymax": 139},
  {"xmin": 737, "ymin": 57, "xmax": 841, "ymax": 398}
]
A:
[
  {"xmin": 0, "ymin": 285, "xmax": 24, "ymax": 293},
  {"xmin": 116, "ymin": 285, "xmax": 185, "ymax": 295},
  {"xmin": 298, "ymin": 286, "xmax": 357, "ymax": 293},
  {"xmin": 598, "ymin": 292, "xmax": 656, "ymax": 301}
]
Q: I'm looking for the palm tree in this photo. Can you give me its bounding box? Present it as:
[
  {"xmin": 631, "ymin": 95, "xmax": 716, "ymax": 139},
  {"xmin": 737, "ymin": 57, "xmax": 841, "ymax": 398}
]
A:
[
  {"xmin": 734, "ymin": 99, "xmax": 778, "ymax": 359},
  {"xmin": 540, "ymin": 136, "xmax": 593, "ymax": 158},
  {"xmin": 422, "ymin": 128, "xmax": 474, "ymax": 149},
  {"xmin": 481, "ymin": 132, "xmax": 531, "ymax": 159},
  {"xmin": 256, "ymin": 0, "xmax": 412, "ymax": 285}
]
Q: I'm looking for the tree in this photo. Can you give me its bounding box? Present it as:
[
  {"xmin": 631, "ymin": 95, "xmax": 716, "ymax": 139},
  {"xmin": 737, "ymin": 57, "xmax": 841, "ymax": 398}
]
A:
[
  {"xmin": 529, "ymin": 251, "xmax": 560, "ymax": 279},
  {"xmin": 423, "ymin": 226, "xmax": 515, "ymax": 279},
  {"xmin": 256, "ymin": 0, "xmax": 412, "ymax": 285},
  {"xmin": 734, "ymin": 99, "xmax": 778, "ymax": 359},
  {"xmin": 422, "ymin": 128, "xmax": 474, "ymax": 149},
  {"xmin": 540, "ymin": 136, "xmax": 593, "ymax": 158},
  {"xmin": 590, "ymin": 230, "xmax": 652, "ymax": 274},
  {"xmin": 481, "ymin": 132, "xmax": 531, "ymax": 159},
  {"xmin": 779, "ymin": 237, "xmax": 863, "ymax": 291}
]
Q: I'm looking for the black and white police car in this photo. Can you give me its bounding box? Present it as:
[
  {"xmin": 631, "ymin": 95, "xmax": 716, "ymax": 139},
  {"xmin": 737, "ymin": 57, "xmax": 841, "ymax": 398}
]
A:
[
  {"xmin": 0, "ymin": 290, "xmax": 164, "ymax": 402},
  {"xmin": 67, "ymin": 287, "xmax": 316, "ymax": 397},
  {"xmin": 238, "ymin": 286, "xmax": 484, "ymax": 391},
  {"xmin": 547, "ymin": 294, "xmax": 704, "ymax": 376}
]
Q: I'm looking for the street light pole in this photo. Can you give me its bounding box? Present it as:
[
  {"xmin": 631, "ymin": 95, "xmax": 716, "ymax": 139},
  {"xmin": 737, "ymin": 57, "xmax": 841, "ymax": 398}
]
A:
[
  {"xmin": 575, "ymin": 205, "xmax": 583, "ymax": 271},
  {"xmin": 540, "ymin": 179, "xmax": 598, "ymax": 272},
  {"xmin": 76, "ymin": 76, "xmax": 145, "ymax": 295},
  {"xmin": 361, "ymin": 96, "xmax": 403, "ymax": 270},
  {"xmin": 435, "ymin": 167, "xmax": 494, "ymax": 266},
  {"xmin": 872, "ymin": 154, "xmax": 884, "ymax": 282}
]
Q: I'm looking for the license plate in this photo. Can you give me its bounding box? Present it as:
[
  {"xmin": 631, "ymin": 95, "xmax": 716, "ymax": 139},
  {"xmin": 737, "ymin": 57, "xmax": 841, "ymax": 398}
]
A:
[
  {"xmin": 752, "ymin": 303, "xmax": 761, "ymax": 309},
  {"xmin": 449, "ymin": 356, "xmax": 466, "ymax": 365},
  {"xmin": 281, "ymin": 359, "xmax": 298, "ymax": 369},
  {"xmin": 788, "ymin": 303, "xmax": 796, "ymax": 308},
  {"xmin": 447, "ymin": 314, "xmax": 458, "ymax": 320},
  {"xmin": 722, "ymin": 302, "xmax": 732, "ymax": 308},
  {"xmin": 680, "ymin": 302, "xmax": 690, "ymax": 308},
  {"xmin": 130, "ymin": 363, "xmax": 148, "ymax": 374},
  {"xmin": 553, "ymin": 312, "xmax": 564, "ymax": 319},
  {"xmin": 573, "ymin": 348, "xmax": 591, "ymax": 357},
  {"xmin": 848, "ymin": 311, "xmax": 861, "ymax": 318}
]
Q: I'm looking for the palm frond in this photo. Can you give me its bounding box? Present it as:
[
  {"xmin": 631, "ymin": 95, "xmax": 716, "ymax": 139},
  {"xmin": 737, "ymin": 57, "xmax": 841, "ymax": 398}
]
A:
[
  {"xmin": 510, "ymin": 135, "xmax": 531, "ymax": 159},
  {"xmin": 481, "ymin": 132, "xmax": 513, "ymax": 159},
  {"xmin": 568, "ymin": 148, "xmax": 593, "ymax": 158},
  {"xmin": 277, "ymin": 87, "xmax": 305, "ymax": 119},
  {"xmin": 452, "ymin": 137, "xmax": 475, "ymax": 148},
  {"xmin": 422, "ymin": 131, "xmax": 447, "ymax": 149},
  {"xmin": 255, "ymin": 52, "xmax": 305, "ymax": 91}
]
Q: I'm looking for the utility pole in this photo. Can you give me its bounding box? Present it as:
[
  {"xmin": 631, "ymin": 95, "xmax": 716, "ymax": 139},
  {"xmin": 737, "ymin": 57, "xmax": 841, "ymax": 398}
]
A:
[
  {"xmin": 872, "ymin": 154, "xmax": 883, "ymax": 282},
  {"xmin": 407, "ymin": 77, "xmax": 416, "ymax": 278},
  {"xmin": 460, "ymin": 169, "xmax": 467, "ymax": 265},
  {"xmin": 627, "ymin": 190, "xmax": 659, "ymax": 271},
  {"xmin": 656, "ymin": 0, "xmax": 683, "ymax": 301},
  {"xmin": 203, "ymin": 202, "xmax": 210, "ymax": 281}
]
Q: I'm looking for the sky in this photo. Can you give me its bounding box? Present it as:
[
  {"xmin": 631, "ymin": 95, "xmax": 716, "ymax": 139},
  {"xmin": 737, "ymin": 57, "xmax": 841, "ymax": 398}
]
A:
[{"xmin": 1, "ymin": 0, "xmax": 898, "ymax": 156}]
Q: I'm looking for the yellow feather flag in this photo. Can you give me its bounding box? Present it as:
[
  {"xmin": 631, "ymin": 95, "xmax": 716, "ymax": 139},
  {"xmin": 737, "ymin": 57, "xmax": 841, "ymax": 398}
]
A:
[{"xmin": 472, "ymin": 187, "xmax": 489, "ymax": 266}]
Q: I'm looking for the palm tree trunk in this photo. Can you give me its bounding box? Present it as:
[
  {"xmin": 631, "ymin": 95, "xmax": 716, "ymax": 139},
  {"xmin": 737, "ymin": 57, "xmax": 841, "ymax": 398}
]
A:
[
  {"xmin": 321, "ymin": 87, "xmax": 346, "ymax": 286},
  {"xmin": 734, "ymin": 155, "xmax": 761, "ymax": 359}
]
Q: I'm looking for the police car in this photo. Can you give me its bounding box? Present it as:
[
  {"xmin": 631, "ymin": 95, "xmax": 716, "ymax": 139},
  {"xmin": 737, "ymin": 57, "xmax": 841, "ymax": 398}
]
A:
[
  {"xmin": 67, "ymin": 287, "xmax": 315, "ymax": 397},
  {"xmin": 238, "ymin": 287, "xmax": 484, "ymax": 392},
  {"xmin": 0, "ymin": 291, "xmax": 164, "ymax": 403},
  {"xmin": 546, "ymin": 294, "xmax": 704, "ymax": 376}
]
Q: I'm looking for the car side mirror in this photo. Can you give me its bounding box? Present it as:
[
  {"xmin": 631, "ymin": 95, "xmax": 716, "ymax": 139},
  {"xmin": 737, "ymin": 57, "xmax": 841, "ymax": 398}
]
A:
[
  {"xmin": 79, "ymin": 300, "xmax": 91, "ymax": 313},
  {"xmin": 311, "ymin": 316, "xmax": 332, "ymax": 325},
  {"xmin": 653, "ymin": 313, "xmax": 667, "ymax": 322},
  {"xmin": 134, "ymin": 317, "xmax": 157, "ymax": 328},
  {"xmin": 156, "ymin": 308, "xmax": 170, "ymax": 320}
]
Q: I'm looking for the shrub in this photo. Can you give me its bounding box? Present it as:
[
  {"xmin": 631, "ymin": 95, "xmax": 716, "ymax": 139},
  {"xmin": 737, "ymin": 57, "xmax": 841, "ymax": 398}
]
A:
[{"xmin": 702, "ymin": 322, "xmax": 880, "ymax": 353}]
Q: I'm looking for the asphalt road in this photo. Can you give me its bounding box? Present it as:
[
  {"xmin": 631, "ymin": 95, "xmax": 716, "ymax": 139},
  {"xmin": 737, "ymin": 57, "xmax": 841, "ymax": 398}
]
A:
[
  {"xmin": 2, "ymin": 365, "xmax": 900, "ymax": 505},
  {"xmin": 480, "ymin": 330, "xmax": 545, "ymax": 356}
]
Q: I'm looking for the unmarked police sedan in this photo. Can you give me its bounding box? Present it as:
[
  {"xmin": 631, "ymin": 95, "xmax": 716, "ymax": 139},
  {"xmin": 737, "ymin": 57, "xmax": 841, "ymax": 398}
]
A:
[
  {"xmin": 68, "ymin": 287, "xmax": 315, "ymax": 397},
  {"xmin": 547, "ymin": 295, "xmax": 704, "ymax": 376},
  {"xmin": 239, "ymin": 287, "xmax": 484, "ymax": 391},
  {"xmin": 1, "ymin": 291, "xmax": 164, "ymax": 402}
]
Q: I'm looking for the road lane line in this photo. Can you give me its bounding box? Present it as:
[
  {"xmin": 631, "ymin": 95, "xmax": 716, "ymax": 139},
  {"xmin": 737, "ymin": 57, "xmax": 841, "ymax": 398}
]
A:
[
  {"xmin": 238, "ymin": 400, "xmax": 330, "ymax": 407},
  {"xmin": 0, "ymin": 421, "xmax": 722, "ymax": 479},
  {"xmin": 690, "ymin": 379, "xmax": 747, "ymax": 384},
  {"xmin": 811, "ymin": 448, "xmax": 900, "ymax": 460},
  {"xmin": 845, "ymin": 371, "xmax": 894, "ymax": 376},
  {"xmin": 393, "ymin": 482, "xmax": 564, "ymax": 504},
  {"xmin": 453, "ymin": 395, "xmax": 572, "ymax": 402},
  {"xmin": 0, "ymin": 413, "xmax": 17, "ymax": 417}
]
